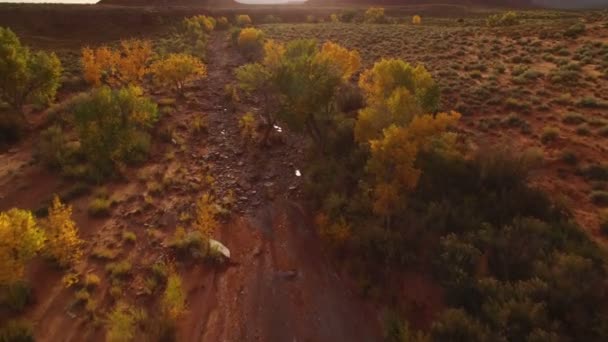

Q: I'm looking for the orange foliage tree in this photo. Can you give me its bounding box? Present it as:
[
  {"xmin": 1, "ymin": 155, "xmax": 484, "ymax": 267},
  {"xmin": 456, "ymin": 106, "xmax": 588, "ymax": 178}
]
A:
[{"xmin": 81, "ymin": 39, "xmax": 153, "ymax": 87}]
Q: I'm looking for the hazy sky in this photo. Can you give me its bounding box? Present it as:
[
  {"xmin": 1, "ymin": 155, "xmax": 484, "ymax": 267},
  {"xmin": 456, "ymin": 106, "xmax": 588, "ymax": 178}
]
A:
[{"xmin": 0, "ymin": 0, "xmax": 100, "ymax": 3}]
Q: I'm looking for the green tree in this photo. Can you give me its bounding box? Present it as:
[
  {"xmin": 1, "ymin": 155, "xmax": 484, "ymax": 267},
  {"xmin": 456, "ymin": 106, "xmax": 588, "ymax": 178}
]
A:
[
  {"xmin": 237, "ymin": 39, "xmax": 360, "ymax": 148},
  {"xmin": 0, "ymin": 27, "xmax": 62, "ymax": 119},
  {"xmin": 72, "ymin": 86, "xmax": 158, "ymax": 180}
]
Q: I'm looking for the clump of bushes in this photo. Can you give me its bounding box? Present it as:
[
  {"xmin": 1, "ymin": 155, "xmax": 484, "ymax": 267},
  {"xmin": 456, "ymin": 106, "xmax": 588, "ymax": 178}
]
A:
[
  {"xmin": 487, "ymin": 11, "xmax": 519, "ymax": 27},
  {"xmin": 364, "ymin": 7, "xmax": 385, "ymax": 24},
  {"xmin": 81, "ymin": 40, "xmax": 152, "ymax": 88},
  {"xmin": 541, "ymin": 126, "xmax": 560, "ymax": 144},
  {"xmin": 564, "ymin": 22, "xmax": 586, "ymax": 38},
  {"xmin": 157, "ymin": 15, "xmax": 213, "ymax": 60},
  {"xmin": 150, "ymin": 53, "xmax": 207, "ymax": 95},
  {"xmin": 235, "ymin": 14, "xmax": 252, "ymax": 27},
  {"xmin": 237, "ymin": 28, "xmax": 265, "ymax": 60},
  {"xmin": 0, "ymin": 320, "xmax": 34, "ymax": 342},
  {"xmin": 40, "ymin": 85, "xmax": 158, "ymax": 181}
]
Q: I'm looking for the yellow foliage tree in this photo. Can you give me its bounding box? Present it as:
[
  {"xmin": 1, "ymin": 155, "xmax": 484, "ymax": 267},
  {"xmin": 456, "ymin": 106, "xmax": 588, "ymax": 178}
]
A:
[
  {"xmin": 364, "ymin": 7, "xmax": 385, "ymax": 23},
  {"xmin": 236, "ymin": 14, "xmax": 252, "ymax": 27},
  {"xmin": 315, "ymin": 41, "xmax": 361, "ymax": 80},
  {"xmin": 413, "ymin": 15, "xmax": 422, "ymax": 25},
  {"xmin": 44, "ymin": 196, "xmax": 84, "ymax": 267},
  {"xmin": 0, "ymin": 209, "xmax": 45, "ymax": 285},
  {"xmin": 356, "ymin": 58, "xmax": 440, "ymax": 143},
  {"xmin": 195, "ymin": 193, "xmax": 218, "ymax": 238},
  {"xmin": 150, "ymin": 53, "xmax": 207, "ymax": 95},
  {"xmin": 183, "ymin": 15, "xmax": 215, "ymax": 34},
  {"xmin": 81, "ymin": 39, "xmax": 153, "ymax": 87},
  {"xmin": 237, "ymin": 28, "xmax": 265, "ymax": 60},
  {"xmin": 367, "ymin": 111, "xmax": 461, "ymax": 218}
]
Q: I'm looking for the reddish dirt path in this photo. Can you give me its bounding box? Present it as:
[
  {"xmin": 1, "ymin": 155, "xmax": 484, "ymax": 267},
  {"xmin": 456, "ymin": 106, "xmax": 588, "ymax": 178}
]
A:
[{"xmin": 181, "ymin": 201, "xmax": 381, "ymax": 342}]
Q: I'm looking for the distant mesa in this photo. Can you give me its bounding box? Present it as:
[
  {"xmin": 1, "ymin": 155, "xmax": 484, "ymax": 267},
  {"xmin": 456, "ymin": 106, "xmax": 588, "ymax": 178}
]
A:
[{"xmin": 97, "ymin": 0, "xmax": 605, "ymax": 8}]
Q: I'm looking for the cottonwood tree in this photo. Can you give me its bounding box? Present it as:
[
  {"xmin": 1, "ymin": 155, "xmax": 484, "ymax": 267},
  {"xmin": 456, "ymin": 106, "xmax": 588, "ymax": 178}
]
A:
[
  {"xmin": 81, "ymin": 39, "xmax": 152, "ymax": 87},
  {"xmin": 237, "ymin": 39, "xmax": 360, "ymax": 148},
  {"xmin": 72, "ymin": 86, "xmax": 158, "ymax": 180},
  {"xmin": 0, "ymin": 209, "xmax": 45, "ymax": 285},
  {"xmin": 366, "ymin": 112, "xmax": 460, "ymax": 221},
  {"xmin": 150, "ymin": 54, "xmax": 207, "ymax": 96},
  {"xmin": 44, "ymin": 196, "xmax": 84, "ymax": 267},
  {"xmin": 0, "ymin": 27, "xmax": 62, "ymax": 118},
  {"xmin": 356, "ymin": 58, "xmax": 440, "ymax": 143}
]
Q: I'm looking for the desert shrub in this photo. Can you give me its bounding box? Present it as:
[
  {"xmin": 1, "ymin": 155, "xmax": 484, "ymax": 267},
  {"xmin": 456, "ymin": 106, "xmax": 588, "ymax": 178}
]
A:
[
  {"xmin": 0, "ymin": 281, "xmax": 32, "ymax": 312},
  {"xmin": 431, "ymin": 309, "xmax": 488, "ymax": 341},
  {"xmin": 364, "ymin": 7, "xmax": 385, "ymax": 24},
  {"xmin": 168, "ymin": 227, "xmax": 208, "ymax": 259},
  {"xmin": 355, "ymin": 58, "xmax": 440, "ymax": 142},
  {"xmin": 578, "ymin": 96, "xmax": 608, "ymax": 108},
  {"xmin": 81, "ymin": 40, "xmax": 152, "ymax": 87},
  {"xmin": 0, "ymin": 209, "xmax": 45, "ymax": 285},
  {"xmin": 183, "ymin": 15, "xmax": 215, "ymax": 34},
  {"xmin": 561, "ymin": 149, "xmax": 578, "ymax": 165},
  {"xmin": 340, "ymin": 9, "xmax": 357, "ymax": 23},
  {"xmin": 600, "ymin": 210, "xmax": 608, "ymax": 235},
  {"xmin": 237, "ymin": 28, "xmax": 265, "ymax": 60},
  {"xmin": 0, "ymin": 27, "xmax": 61, "ymax": 139},
  {"xmin": 487, "ymin": 11, "xmax": 519, "ymax": 27},
  {"xmin": 88, "ymin": 196, "xmax": 111, "ymax": 217},
  {"xmin": 150, "ymin": 53, "xmax": 207, "ymax": 95},
  {"xmin": 564, "ymin": 23, "xmax": 586, "ymax": 38},
  {"xmin": 105, "ymin": 260, "xmax": 132, "ymax": 278},
  {"xmin": 549, "ymin": 63, "xmax": 581, "ymax": 85},
  {"xmin": 37, "ymin": 125, "xmax": 80, "ymax": 170},
  {"xmin": 540, "ymin": 126, "xmax": 559, "ymax": 144},
  {"xmin": 157, "ymin": 15, "xmax": 210, "ymax": 60},
  {"xmin": 71, "ymin": 86, "xmax": 158, "ymax": 181},
  {"xmin": 262, "ymin": 14, "xmax": 281, "ymax": 24},
  {"xmin": 162, "ymin": 271, "xmax": 185, "ymax": 320},
  {"xmin": 583, "ymin": 164, "xmax": 608, "ymax": 181},
  {"xmin": 235, "ymin": 14, "xmax": 252, "ymax": 27},
  {"xmin": 105, "ymin": 302, "xmax": 141, "ymax": 342},
  {"xmin": 412, "ymin": 15, "xmax": 422, "ymax": 25},
  {"xmin": 43, "ymin": 196, "xmax": 84, "ymax": 267},
  {"xmin": 122, "ymin": 231, "xmax": 136, "ymax": 243},
  {"xmin": 239, "ymin": 112, "xmax": 257, "ymax": 141},
  {"xmin": 195, "ymin": 193, "xmax": 218, "ymax": 238},
  {"xmin": 84, "ymin": 273, "xmax": 101, "ymax": 289},
  {"xmin": 591, "ymin": 191, "xmax": 608, "ymax": 206},
  {"xmin": 215, "ymin": 16, "xmax": 229, "ymax": 30},
  {"xmin": 0, "ymin": 320, "xmax": 34, "ymax": 342},
  {"xmin": 562, "ymin": 112, "xmax": 585, "ymax": 125}
]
